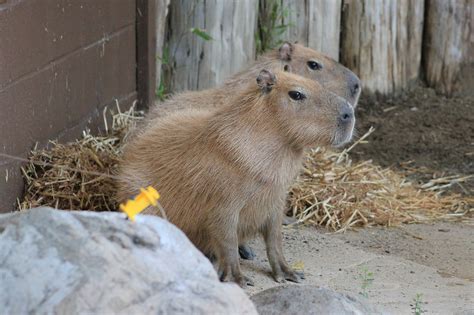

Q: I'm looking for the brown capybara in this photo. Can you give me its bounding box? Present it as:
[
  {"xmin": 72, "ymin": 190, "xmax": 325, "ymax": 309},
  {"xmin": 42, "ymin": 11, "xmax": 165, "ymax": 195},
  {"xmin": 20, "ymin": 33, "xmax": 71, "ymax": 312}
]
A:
[
  {"xmin": 145, "ymin": 42, "xmax": 361, "ymax": 123},
  {"xmin": 117, "ymin": 69, "xmax": 355, "ymax": 286}
]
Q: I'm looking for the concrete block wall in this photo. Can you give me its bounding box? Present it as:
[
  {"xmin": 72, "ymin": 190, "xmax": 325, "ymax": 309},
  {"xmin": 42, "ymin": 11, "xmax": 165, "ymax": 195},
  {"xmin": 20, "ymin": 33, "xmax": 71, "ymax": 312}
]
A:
[{"xmin": 0, "ymin": 0, "xmax": 138, "ymax": 212}]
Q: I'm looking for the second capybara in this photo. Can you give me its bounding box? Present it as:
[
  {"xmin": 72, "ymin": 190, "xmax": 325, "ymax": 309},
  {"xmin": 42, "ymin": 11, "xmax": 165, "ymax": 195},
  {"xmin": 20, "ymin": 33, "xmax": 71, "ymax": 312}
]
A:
[
  {"xmin": 117, "ymin": 69, "xmax": 355, "ymax": 286},
  {"xmin": 145, "ymin": 42, "xmax": 361, "ymax": 123}
]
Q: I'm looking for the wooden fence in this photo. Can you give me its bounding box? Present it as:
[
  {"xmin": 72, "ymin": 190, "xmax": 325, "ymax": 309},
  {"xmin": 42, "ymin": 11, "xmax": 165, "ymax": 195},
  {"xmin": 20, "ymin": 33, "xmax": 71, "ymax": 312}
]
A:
[{"xmin": 155, "ymin": 0, "xmax": 473, "ymax": 97}]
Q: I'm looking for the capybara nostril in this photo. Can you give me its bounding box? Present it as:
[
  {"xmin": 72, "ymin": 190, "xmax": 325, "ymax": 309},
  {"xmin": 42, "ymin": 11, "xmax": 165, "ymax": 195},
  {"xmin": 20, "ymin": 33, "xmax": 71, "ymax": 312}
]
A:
[
  {"xmin": 346, "ymin": 71, "xmax": 361, "ymax": 106},
  {"xmin": 339, "ymin": 110, "xmax": 354, "ymax": 123},
  {"xmin": 351, "ymin": 83, "xmax": 360, "ymax": 96}
]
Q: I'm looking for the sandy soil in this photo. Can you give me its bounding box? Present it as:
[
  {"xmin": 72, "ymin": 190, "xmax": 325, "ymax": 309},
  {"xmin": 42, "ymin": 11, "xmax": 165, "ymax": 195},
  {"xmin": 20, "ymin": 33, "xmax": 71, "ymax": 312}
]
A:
[{"xmin": 241, "ymin": 222, "xmax": 474, "ymax": 314}]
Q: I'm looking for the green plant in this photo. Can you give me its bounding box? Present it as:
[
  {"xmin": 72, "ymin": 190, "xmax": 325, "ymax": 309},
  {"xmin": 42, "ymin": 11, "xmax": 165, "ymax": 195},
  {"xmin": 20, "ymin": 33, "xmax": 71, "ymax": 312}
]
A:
[
  {"xmin": 190, "ymin": 27, "xmax": 213, "ymax": 41},
  {"xmin": 155, "ymin": 79, "xmax": 166, "ymax": 101},
  {"xmin": 156, "ymin": 46, "xmax": 170, "ymax": 101},
  {"xmin": 412, "ymin": 293, "xmax": 425, "ymax": 315},
  {"xmin": 256, "ymin": 0, "xmax": 291, "ymax": 54},
  {"xmin": 358, "ymin": 267, "xmax": 374, "ymax": 298}
]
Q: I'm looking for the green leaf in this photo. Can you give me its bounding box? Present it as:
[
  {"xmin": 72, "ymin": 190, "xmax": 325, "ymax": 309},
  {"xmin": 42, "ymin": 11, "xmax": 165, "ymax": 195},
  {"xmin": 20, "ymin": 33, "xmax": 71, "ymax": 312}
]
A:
[
  {"xmin": 190, "ymin": 27, "xmax": 213, "ymax": 41},
  {"xmin": 274, "ymin": 24, "xmax": 288, "ymax": 30}
]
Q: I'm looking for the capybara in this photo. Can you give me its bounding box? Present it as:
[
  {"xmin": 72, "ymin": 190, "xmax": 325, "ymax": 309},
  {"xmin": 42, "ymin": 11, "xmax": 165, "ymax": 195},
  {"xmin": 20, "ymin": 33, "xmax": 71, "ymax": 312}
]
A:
[
  {"xmin": 145, "ymin": 42, "xmax": 361, "ymax": 123},
  {"xmin": 117, "ymin": 69, "xmax": 355, "ymax": 286},
  {"xmin": 145, "ymin": 42, "xmax": 362, "ymax": 261}
]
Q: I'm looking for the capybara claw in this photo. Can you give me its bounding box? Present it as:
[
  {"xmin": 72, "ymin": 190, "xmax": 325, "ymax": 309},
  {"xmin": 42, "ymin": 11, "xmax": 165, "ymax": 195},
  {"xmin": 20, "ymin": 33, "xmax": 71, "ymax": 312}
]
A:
[
  {"xmin": 236, "ymin": 275, "xmax": 255, "ymax": 287},
  {"xmin": 273, "ymin": 269, "xmax": 302, "ymax": 283},
  {"xmin": 285, "ymin": 271, "xmax": 302, "ymax": 283}
]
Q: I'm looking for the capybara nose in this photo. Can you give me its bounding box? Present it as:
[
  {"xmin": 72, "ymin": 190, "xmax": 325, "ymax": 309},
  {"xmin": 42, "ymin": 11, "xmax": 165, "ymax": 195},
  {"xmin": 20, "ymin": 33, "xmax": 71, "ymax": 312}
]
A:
[
  {"xmin": 351, "ymin": 83, "xmax": 360, "ymax": 97},
  {"xmin": 339, "ymin": 108, "xmax": 354, "ymax": 124},
  {"xmin": 346, "ymin": 71, "xmax": 361, "ymax": 100}
]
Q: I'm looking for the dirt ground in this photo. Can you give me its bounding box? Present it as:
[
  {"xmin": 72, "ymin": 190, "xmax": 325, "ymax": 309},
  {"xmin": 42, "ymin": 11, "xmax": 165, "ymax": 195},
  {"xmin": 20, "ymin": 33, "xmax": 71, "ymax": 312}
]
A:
[
  {"xmin": 242, "ymin": 223, "xmax": 473, "ymax": 314},
  {"xmin": 333, "ymin": 222, "xmax": 474, "ymax": 281},
  {"xmin": 243, "ymin": 86, "xmax": 474, "ymax": 314},
  {"xmin": 352, "ymin": 84, "xmax": 474, "ymax": 194}
]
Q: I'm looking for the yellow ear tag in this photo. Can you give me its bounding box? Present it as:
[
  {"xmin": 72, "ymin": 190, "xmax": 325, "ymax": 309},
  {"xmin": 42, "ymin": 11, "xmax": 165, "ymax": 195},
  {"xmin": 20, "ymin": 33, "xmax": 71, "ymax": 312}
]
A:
[{"xmin": 119, "ymin": 186, "xmax": 160, "ymax": 222}]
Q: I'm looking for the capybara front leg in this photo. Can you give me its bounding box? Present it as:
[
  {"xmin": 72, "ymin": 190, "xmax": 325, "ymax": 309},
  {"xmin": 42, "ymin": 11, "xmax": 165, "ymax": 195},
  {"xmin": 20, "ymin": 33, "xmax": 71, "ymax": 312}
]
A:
[
  {"xmin": 263, "ymin": 212, "xmax": 303, "ymax": 283},
  {"xmin": 213, "ymin": 216, "xmax": 254, "ymax": 287}
]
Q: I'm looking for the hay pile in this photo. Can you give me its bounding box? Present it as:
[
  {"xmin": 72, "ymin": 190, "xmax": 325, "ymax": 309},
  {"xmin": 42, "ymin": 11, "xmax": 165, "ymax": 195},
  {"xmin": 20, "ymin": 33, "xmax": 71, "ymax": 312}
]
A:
[
  {"xmin": 289, "ymin": 145, "xmax": 473, "ymax": 232},
  {"xmin": 19, "ymin": 104, "xmax": 143, "ymax": 211},
  {"xmin": 19, "ymin": 105, "xmax": 473, "ymax": 231}
]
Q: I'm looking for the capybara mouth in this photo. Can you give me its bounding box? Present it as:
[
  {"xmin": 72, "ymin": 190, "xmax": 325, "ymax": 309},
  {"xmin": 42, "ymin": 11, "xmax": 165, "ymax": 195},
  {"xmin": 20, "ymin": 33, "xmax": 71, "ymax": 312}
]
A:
[
  {"xmin": 350, "ymin": 97, "xmax": 360, "ymax": 109},
  {"xmin": 332, "ymin": 122, "xmax": 355, "ymax": 147}
]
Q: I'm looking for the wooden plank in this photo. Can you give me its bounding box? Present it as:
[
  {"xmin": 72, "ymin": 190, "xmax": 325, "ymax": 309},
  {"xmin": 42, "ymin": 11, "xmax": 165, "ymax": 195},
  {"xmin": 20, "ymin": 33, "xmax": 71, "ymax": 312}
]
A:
[
  {"xmin": 281, "ymin": 0, "xmax": 308, "ymax": 45},
  {"xmin": 423, "ymin": 0, "xmax": 473, "ymax": 96},
  {"xmin": 341, "ymin": 0, "xmax": 424, "ymax": 95},
  {"xmin": 136, "ymin": 0, "xmax": 157, "ymax": 109},
  {"xmin": 167, "ymin": 0, "xmax": 258, "ymax": 92},
  {"xmin": 155, "ymin": 0, "xmax": 170, "ymax": 92},
  {"xmin": 280, "ymin": 0, "xmax": 341, "ymax": 60},
  {"xmin": 307, "ymin": 0, "xmax": 342, "ymax": 60}
]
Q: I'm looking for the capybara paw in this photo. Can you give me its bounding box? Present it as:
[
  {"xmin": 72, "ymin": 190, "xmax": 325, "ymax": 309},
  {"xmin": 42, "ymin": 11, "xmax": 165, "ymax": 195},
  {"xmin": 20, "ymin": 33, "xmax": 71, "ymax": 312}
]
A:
[
  {"xmin": 236, "ymin": 275, "xmax": 255, "ymax": 287},
  {"xmin": 295, "ymin": 270, "xmax": 305, "ymax": 279},
  {"xmin": 238, "ymin": 245, "xmax": 256, "ymax": 260},
  {"xmin": 220, "ymin": 270, "xmax": 254, "ymax": 287},
  {"xmin": 272, "ymin": 272, "xmax": 287, "ymax": 283},
  {"xmin": 282, "ymin": 215, "xmax": 297, "ymax": 226},
  {"xmin": 284, "ymin": 269, "xmax": 302, "ymax": 283},
  {"xmin": 273, "ymin": 269, "xmax": 302, "ymax": 283}
]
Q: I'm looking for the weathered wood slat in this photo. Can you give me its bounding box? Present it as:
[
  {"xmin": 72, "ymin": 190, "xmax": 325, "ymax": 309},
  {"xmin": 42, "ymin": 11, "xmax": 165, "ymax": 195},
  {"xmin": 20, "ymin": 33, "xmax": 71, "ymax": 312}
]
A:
[
  {"xmin": 341, "ymin": 0, "xmax": 424, "ymax": 95},
  {"xmin": 307, "ymin": 0, "xmax": 342, "ymax": 61},
  {"xmin": 281, "ymin": 0, "xmax": 308, "ymax": 45},
  {"xmin": 136, "ymin": 0, "xmax": 158, "ymax": 109},
  {"xmin": 167, "ymin": 0, "xmax": 258, "ymax": 92},
  {"xmin": 155, "ymin": 0, "xmax": 170, "ymax": 92},
  {"xmin": 281, "ymin": 0, "xmax": 341, "ymax": 60},
  {"xmin": 423, "ymin": 0, "xmax": 473, "ymax": 96}
]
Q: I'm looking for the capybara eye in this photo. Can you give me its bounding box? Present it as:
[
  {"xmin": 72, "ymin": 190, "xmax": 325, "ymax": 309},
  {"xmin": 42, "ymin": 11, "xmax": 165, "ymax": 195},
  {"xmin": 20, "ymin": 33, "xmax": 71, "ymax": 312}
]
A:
[
  {"xmin": 288, "ymin": 91, "xmax": 306, "ymax": 101},
  {"xmin": 307, "ymin": 60, "xmax": 323, "ymax": 70}
]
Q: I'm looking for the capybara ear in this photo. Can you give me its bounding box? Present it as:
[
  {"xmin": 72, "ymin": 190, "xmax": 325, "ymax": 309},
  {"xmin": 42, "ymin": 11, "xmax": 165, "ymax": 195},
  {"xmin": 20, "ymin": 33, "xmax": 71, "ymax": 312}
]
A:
[
  {"xmin": 278, "ymin": 42, "xmax": 293, "ymax": 61},
  {"xmin": 256, "ymin": 69, "xmax": 277, "ymax": 93}
]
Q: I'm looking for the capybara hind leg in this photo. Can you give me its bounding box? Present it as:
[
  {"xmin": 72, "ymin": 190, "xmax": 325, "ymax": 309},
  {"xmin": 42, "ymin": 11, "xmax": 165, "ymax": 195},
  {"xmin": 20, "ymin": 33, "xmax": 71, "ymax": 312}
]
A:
[
  {"xmin": 238, "ymin": 244, "xmax": 256, "ymax": 260},
  {"xmin": 263, "ymin": 212, "xmax": 303, "ymax": 283}
]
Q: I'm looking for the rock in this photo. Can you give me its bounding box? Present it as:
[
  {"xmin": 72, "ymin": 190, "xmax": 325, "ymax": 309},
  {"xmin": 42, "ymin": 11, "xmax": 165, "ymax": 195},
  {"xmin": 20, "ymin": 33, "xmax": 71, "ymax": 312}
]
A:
[
  {"xmin": 251, "ymin": 285, "xmax": 380, "ymax": 315},
  {"xmin": 0, "ymin": 207, "xmax": 257, "ymax": 314}
]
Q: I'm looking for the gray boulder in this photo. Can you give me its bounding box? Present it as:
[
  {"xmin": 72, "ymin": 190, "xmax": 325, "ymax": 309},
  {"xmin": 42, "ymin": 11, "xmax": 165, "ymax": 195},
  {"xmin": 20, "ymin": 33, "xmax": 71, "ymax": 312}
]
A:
[
  {"xmin": 0, "ymin": 207, "xmax": 257, "ymax": 315},
  {"xmin": 251, "ymin": 285, "xmax": 381, "ymax": 315}
]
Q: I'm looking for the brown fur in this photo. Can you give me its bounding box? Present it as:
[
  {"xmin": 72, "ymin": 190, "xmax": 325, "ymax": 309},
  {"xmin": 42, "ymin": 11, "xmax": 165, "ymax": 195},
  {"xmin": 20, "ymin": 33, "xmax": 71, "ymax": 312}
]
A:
[
  {"xmin": 117, "ymin": 70, "xmax": 355, "ymax": 286},
  {"xmin": 146, "ymin": 43, "xmax": 361, "ymax": 123}
]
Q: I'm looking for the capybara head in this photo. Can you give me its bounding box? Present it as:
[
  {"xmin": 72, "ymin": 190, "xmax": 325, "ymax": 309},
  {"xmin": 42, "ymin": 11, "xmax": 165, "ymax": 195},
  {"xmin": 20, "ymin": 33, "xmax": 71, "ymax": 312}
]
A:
[
  {"xmin": 270, "ymin": 42, "xmax": 361, "ymax": 108},
  {"xmin": 255, "ymin": 69, "xmax": 355, "ymax": 148}
]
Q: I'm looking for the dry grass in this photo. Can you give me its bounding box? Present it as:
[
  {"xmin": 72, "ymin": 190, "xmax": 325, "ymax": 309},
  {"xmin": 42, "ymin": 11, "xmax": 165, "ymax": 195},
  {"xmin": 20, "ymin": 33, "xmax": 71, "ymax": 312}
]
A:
[
  {"xmin": 288, "ymin": 129, "xmax": 473, "ymax": 232},
  {"xmin": 19, "ymin": 103, "xmax": 143, "ymax": 211},
  {"xmin": 18, "ymin": 105, "xmax": 473, "ymax": 231}
]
